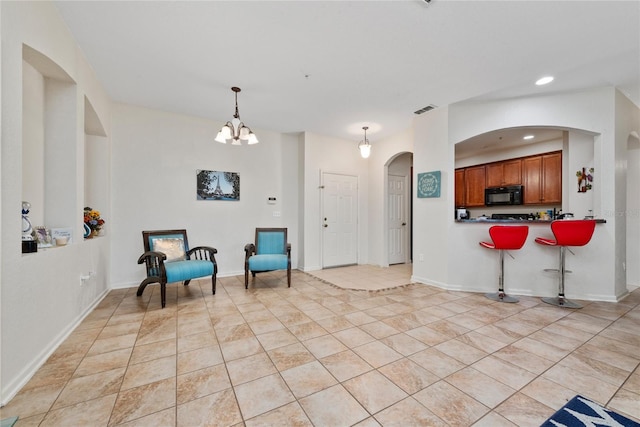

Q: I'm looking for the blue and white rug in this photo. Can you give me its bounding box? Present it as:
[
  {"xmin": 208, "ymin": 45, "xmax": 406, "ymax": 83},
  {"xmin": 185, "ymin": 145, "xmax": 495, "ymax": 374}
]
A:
[{"xmin": 541, "ymin": 395, "xmax": 640, "ymax": 427}]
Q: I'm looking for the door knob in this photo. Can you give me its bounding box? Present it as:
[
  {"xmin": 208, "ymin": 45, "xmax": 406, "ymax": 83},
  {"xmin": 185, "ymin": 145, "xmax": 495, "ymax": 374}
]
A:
[{"xmin": 402, "ymin": 222, "xmax": 407, "ymax": 226}]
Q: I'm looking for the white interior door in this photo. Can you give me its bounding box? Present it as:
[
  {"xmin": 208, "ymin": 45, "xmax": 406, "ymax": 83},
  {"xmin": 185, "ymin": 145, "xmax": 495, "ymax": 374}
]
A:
[
  {"xmin": 388, "ymin": 174, "xmax": 409, "ymax": 264},
  {"xmin": 322, "ymin": 173, "xmax": 358, "ymax": 268}
]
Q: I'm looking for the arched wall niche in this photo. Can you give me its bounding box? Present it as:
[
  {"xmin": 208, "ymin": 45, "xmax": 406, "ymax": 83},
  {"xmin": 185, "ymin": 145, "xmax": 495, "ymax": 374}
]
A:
[
  {"xmin": 23, "ymin": 44, "xmax": 74, "ymax": 83},
  {"xmin": 84, "ymin": 96, "xmax": 109, "ymax": 226},
  {"xmin": 22, "ymin": 43, "xmax": 78, "ymax": 239},
  {"xmin": 84, "ymin": 97, "xmax": 106, "ymax": 137}
]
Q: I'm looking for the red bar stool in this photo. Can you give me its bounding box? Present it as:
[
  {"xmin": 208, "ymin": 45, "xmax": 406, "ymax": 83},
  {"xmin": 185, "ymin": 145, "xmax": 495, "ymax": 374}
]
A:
[
  {"xmin": 480, "ymin": 225, "xmax": 529, "ymax": 303},
  {"xmin": 535, "ymin": 219, "xmax": 596, "ymax": 308}
]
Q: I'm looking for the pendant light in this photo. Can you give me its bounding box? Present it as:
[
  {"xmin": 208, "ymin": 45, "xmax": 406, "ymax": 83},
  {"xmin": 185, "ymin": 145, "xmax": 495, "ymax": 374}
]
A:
[
  {"xmin": 358, "ymin": 126, "xmax": 371, "ymax": 158},
  {"xmin": 215, "ymin": 86, "xmax": 258, "ymax": 145}
]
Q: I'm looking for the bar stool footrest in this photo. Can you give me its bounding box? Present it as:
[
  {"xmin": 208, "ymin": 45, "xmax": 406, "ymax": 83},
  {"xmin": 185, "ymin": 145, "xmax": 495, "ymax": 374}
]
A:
[
  {"xmin": 485, "ymin": 292, "xmax": 519, "ymax": 303},
  {"xmin": 541, "ymin": 296, "xmax": 582, "ymax": 309}
]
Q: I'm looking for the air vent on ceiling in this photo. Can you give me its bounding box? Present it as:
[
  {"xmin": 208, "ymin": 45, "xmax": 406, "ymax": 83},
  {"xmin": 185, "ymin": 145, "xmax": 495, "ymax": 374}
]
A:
[{"xmin": 414, "ymin": 104, "xmax": 437, "ymax": 115}]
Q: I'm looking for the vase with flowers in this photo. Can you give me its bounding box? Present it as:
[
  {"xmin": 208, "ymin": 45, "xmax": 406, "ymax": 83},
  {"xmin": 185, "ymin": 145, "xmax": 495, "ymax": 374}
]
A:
[{"xmin": 84, "ymin": 207, "xmax": 105, "ymax": 238}]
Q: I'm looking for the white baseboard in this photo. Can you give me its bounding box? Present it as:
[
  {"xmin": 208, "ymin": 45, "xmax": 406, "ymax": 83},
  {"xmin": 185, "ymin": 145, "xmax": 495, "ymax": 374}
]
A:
[{"xmin": 1, "ymin": 288, "xmax": 110, "ymax": 407}]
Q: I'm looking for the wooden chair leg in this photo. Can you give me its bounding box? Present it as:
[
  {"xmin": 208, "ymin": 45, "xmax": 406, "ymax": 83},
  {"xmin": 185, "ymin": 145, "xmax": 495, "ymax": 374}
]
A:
[
  {"xmin": 287, "ymin": 267, "xmax": 291, "ymax": 288},
  {"xmin": 136, "ymin": 278, "xmax": 156, "ymax": 297},
  {"xmin": 161, "ymin": 283, "xmax": 166, "ymax": 308}
]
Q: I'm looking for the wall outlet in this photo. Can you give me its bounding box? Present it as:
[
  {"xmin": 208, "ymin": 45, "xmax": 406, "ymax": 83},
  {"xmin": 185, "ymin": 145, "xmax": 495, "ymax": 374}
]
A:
[
  {"xmin": 419, "ymin": 254, "xmax": 424, "ymax": 262},
  {"xmin": 273, "ymin": 211, "xmax": 281, "ymax": 217},
  {"xmin": 80, "ymin": 271, "xmax": 95, "ymax": 285}
]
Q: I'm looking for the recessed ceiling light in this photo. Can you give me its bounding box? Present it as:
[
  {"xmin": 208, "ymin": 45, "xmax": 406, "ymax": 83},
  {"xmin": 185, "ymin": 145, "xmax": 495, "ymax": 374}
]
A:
[
  {"xmin": 523, "ymin": 135, "xmax": 535, "ymax": 140},
  {"xmin": 536, "ymin": 76, "xmax": 554, "ymax": 86}
]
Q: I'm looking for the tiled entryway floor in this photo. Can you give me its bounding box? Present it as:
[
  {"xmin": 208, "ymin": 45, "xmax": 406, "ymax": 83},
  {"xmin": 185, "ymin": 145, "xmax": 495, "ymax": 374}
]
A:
[
  {"xmin": 307, "ymin": 264, "xmax": 413, "ymax": 291},
  {"xmin": 2, "ymin": 267, "xmax": 640, "ymax": 426}
]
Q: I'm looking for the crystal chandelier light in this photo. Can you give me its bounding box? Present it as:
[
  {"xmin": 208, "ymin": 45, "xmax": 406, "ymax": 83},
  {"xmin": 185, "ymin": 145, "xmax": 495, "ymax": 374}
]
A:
[
  {"xmin": 358, "ymin": 126, "xmax": 371, "ymax": 158},
  {"xmin": 215, "ymin": 86, "xmax": 258, "ymax": 145}
]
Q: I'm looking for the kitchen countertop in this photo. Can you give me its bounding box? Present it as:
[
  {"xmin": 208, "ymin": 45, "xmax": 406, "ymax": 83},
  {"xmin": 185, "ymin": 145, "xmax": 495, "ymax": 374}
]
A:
[{"xmin": 455, "ymin": 218, "xmax": 606, "ymax": 224}]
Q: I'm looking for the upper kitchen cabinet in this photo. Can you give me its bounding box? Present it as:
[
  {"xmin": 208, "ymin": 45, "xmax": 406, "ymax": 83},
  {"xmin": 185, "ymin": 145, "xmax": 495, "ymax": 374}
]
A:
[
  {"xmin": 523, "ymin": 151, "xmax": 562, "ymax": 205},
  {"xmin": 455, "ymin": 169, "xmax": 465, "ymax": 207},
  {"xmin": 464, "ymin": 165, "xmax": 486, "ymax": 207},
  {"xmin": 486, "ymin": 159, "xmax": 522, "ymax": 188}
]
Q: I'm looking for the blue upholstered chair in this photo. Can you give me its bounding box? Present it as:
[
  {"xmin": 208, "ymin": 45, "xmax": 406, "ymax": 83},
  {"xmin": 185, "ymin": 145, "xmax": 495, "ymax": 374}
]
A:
[
  {"xmin": 244, "ymin": 228, "xmax": 291, "ymax": 289},
  {"xmin": 137, "ymin": 229, "xmax": 217, "ymax": 308}
]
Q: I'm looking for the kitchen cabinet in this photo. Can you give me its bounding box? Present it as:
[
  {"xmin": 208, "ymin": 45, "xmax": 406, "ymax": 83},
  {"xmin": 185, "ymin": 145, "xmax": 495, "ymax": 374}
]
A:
[
  {"xmin": 486, "ymin": 159, "xmax": 522, "ymax": 187},
  {"xmin": 523, "ymin": 151, "xmax": 562, "ymax": 205},
  {"xmin": 455, "ymin": 169, "xmax": 465, "ymax": 207},
  {"xmin": 455, "ymin": 151, "xmax": 560, "ymax": 208},
  {"xmin": 464, "ymin": 165, "xmax": 486, "ymax": 207}
]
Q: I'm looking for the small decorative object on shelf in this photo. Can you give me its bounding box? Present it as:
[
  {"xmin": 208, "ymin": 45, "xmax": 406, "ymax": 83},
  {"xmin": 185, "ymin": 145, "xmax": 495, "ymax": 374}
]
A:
[
  {"xmin": 84, "ymin": 207, "xmax": 105, "ymax": 238},
  {"xmin": 22, "ymin": 201, "xmax": 34, "ymax": 241},
  {"xmin": 34, "ymin": 226, "xmax": 53, "ymax": 248},
  {"xmin": 22, "ymin": 201, "xmax": 37, "ymax": 253},
  {"xmin": 576, "ymin": 167, "xmax": 594, "ymax": 192}
]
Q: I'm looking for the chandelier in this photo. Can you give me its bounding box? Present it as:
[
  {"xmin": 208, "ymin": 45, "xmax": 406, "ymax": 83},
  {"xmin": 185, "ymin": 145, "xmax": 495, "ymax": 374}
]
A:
[
  {"xmin": 215, "ymin": 86, "xmax": 258, "ymax": 145},
  {"xmin": 358, "ymin": 126, "xmax": 371, "ymax": 158}
]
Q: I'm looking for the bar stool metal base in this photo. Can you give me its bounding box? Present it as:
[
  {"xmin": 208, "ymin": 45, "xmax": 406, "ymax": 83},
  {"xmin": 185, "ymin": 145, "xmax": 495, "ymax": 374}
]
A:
[
  {"xmin": 542, "ymin": 296, "xmax": 582, "ymax": 309},
  {"xmin": 485, "ymin": 292, "xmax": 519, "ymax": 303}
]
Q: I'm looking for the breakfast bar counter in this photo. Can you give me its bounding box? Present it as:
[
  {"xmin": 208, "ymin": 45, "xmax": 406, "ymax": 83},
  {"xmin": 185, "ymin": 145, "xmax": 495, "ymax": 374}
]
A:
[
  {"xmin": 440, "ymin": 219, "xmax": 616, "ymax": 303},
  {"xmin": 455, "ymin": 218, "xmax": 606, "ymax": 224}
]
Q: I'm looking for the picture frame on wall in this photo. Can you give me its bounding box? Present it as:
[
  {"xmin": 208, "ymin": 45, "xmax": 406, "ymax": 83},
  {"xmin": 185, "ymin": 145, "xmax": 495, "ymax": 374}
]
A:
[
  {"xmin": 34, "ymin": 226, "xmax": 53, "ymax": 247},
  {"xmin": 196, "ymin": 170, "xmax": 240, "ymax": 201},
  {"xmin": 417, "ymin": 170, "xmax": 442, "ymax": 198}
]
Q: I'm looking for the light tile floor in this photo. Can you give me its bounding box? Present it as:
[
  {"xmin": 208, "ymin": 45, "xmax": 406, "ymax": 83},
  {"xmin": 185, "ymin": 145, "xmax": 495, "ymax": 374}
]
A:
[
  {"xmin": 307, "ymin": 264, "xmax": 414, "ymax": 291},
  {"xmin": 2, "ymin": 265, "xmax": 639, "ymax": 426}
]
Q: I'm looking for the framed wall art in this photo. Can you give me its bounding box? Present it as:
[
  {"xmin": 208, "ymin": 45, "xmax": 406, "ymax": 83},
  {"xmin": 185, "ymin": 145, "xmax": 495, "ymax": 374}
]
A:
[
  {"xmin": 417, "ymin": 170, "xmax": 441, "ymax": 198},
  {"xmin": 196, "ymin": 170, "xmax": 240, "ymax": 201}
]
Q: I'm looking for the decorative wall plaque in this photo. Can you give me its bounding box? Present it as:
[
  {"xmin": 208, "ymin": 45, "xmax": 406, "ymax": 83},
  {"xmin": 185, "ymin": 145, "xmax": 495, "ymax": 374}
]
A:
[{"xmin": 417, "ymin": 171, "xmax": 441, "ymax": 198}]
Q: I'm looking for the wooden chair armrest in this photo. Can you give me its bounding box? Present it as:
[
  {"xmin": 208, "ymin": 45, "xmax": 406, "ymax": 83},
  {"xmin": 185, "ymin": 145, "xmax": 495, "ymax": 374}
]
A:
[
  {"xmin": 244, "ymin": 243, "xmax": 256, "ymax": 258},
  {"xmin": 137, "ymin": 251, "xmax": 167, "ymax": 264},
  {"xmin": 187, "ymin": 246, "xmax": 218, "ymax": 262}
]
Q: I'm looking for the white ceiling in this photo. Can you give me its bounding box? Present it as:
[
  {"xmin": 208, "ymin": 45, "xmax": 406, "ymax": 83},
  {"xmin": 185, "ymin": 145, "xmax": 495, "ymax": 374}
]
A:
[
  {"xmin": 53, "ymin": 0, "xmax": 640, "ymax": 143},
  {"xmin": 455, "ymin": 127, "xmax": 564, "ymax": 159}
]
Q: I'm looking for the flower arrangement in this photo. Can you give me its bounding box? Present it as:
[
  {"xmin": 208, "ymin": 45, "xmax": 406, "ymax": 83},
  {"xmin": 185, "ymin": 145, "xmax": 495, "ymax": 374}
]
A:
[
  {"xmin": 84, "ymin": 207, "xmax": 105, "ymax": 236},
  {"xmin": 576, "ymin": 167, "xmax": 594, "ymax": 192}
]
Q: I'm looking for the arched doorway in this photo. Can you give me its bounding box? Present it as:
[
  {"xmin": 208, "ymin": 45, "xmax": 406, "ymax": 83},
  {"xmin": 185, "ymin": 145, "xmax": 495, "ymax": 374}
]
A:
[{"xmin": 386, "ymin": 152, "xmax": 413, "ymax": 265}]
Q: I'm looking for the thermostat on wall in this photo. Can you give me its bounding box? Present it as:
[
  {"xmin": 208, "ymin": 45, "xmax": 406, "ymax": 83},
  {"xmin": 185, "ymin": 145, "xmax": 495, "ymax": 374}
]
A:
[{"xmin": 268, "ymin": 197, "xmax": 277, "ymax": 204}]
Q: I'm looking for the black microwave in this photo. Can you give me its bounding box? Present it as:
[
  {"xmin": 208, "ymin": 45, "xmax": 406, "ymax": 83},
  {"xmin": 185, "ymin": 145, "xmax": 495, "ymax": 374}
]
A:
[{"xmin": 485, "ymin": 185, "xmax": 523, "ymax": 206}]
